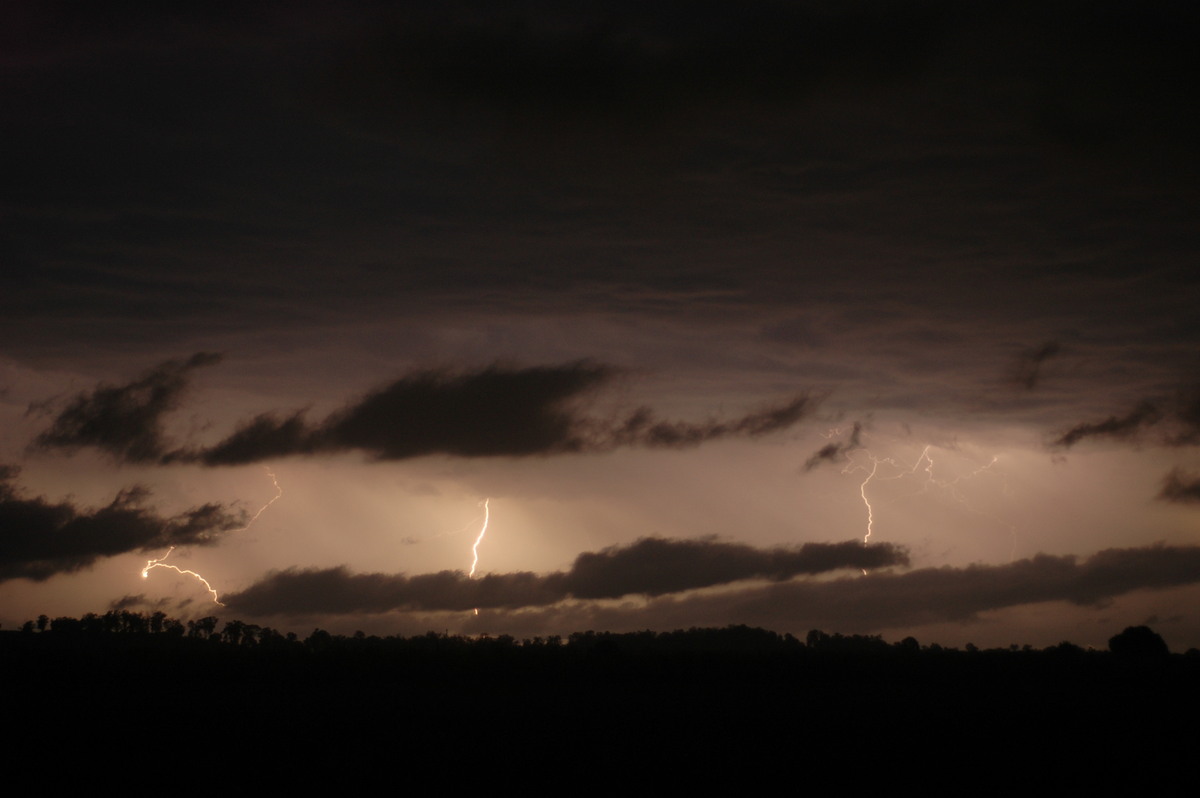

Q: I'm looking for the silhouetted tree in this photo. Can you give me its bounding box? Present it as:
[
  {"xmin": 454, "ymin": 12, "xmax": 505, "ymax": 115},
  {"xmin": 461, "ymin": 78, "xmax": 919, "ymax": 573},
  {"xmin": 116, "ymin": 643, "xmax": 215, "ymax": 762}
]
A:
[
  {"xmin": 1108, "ymin": 626, "xmax": 1169, "ymax": 658},
  {"xmin": 188, "ymin": 616, "xmax": 219, "ymax": 640},
  {"xmin": 306, "ymin": 628, "xmax": 333, "ymax": 652},
  {"xmin": 51, "ymin": 616, "xmax": 81, "ymax": 633},
  {"xmin": 222, "ymin": 620, "xmax": 246, "ymax": 646}
]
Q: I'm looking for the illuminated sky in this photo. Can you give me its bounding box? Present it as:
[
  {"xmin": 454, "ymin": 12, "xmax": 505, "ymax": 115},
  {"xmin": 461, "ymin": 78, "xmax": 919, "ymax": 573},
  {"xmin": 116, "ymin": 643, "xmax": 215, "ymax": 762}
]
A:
[{"xmin": 3, "ymin": 2, "xmax": 1199, "ymax": 649}]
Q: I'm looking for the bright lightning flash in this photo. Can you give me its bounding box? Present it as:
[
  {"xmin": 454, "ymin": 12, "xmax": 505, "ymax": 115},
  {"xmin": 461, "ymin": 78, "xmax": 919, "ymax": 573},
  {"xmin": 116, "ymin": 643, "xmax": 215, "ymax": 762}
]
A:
[
  {"xmin": 468, "ymin": 498, "xmax": 490, "ymax": 615},
  {"xmin": 140, "ymin": 466, "xmax": 283, "ymax": 605},
  {"xmin": 142, "ymin": 546, "xmax": 224, "ymax": 606},
  {"xmin": 830, "ymin": 433, "xmax": 1006, "ymax": 569}
]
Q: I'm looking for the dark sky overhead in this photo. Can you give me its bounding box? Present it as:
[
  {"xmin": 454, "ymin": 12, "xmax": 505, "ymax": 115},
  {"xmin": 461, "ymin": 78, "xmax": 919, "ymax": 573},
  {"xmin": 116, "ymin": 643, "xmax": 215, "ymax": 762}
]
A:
[{"xmin": 2, "ymin": 1, "xmax": 1199, "ymax": 648}]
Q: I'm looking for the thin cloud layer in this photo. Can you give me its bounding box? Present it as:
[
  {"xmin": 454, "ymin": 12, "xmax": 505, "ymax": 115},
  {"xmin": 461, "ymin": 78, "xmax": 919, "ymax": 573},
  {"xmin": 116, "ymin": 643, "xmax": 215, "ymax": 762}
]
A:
[
  {"xmin": 0, "ymin": 464, "xmax": 243, "ymax": 582},
  {"xmin": 1159, "ymin": 468, "xmax": 1200, "ymax": 504},
  {"xmin": 1052, "ymin": 389, "xmax": 1200, "ymax": 450},
  {"xmin": 31, "ymin": 353, "xmax": 222, "ymax": 463},
  {"xmin": 223, "ymin": 538, "xmax": 908, "ymax": 615},
  {"xmin": 1052, "ymin": 402, "xmax": 1163, "ymax": 448},
  {"xmin": 35, "ymin": 358, "xmax": 814, "ymax": 465},
  {"xmin": 607, "ymin": 399, "xmax": 812, "ymax": 450},
  {"xmin": 1011, "ymin": 341, "xmax": 1060, "ymax": 390}
]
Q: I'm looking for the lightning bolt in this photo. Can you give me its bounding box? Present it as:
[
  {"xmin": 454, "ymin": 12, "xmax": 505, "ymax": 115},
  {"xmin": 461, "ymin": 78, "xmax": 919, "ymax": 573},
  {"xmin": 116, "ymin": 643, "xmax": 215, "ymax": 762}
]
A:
[
  {"xmin": 468, "ymin": 498, "xmax": 490, "ymax": 615},
  {"xmin": 141, "ymin": 546, "xmax": 224, "ymax": 606},
  {"xmin": 140, "ymin": 466, "xmax": 283, "ymax": 604},
  {"xmin": 234, "ymin": 466, "xmax": 282, "ymax": 532},
  {"xmin": 852, "ymin": 457, "xmax": 881, "ymax": 546},
  {"xmin": 828, "ymin": 432, "xmax": 1009, "ymax": 565}
]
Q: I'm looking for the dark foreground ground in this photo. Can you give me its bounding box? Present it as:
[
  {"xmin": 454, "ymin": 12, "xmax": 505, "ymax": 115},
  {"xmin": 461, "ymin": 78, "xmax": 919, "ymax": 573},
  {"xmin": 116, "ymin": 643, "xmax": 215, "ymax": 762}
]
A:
[{"xmin": 4, "ymin": 623, "xmax": 1196, "ymax": 789}]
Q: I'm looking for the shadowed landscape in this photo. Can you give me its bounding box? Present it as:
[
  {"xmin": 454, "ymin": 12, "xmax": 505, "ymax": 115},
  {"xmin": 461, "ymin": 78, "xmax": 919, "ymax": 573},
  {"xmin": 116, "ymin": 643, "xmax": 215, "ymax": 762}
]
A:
[{"xmin": 5, "ymin": 613, "xmax": 1195, "ymax": 785}]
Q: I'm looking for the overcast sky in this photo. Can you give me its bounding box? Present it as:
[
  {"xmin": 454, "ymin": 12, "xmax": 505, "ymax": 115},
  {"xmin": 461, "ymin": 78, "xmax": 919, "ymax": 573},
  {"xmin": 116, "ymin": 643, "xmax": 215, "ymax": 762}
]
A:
[{"xmin": 3, "ymin": 1, "xmax": 1199, "ymax": 649}]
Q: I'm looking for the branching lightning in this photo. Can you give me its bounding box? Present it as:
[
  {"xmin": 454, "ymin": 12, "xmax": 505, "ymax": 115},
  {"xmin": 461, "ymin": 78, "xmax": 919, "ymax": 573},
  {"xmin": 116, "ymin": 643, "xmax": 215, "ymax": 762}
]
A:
[
  {"xmin": 825, "ymin": 429, "xmax": 1010, "ymax": 566},
  {"xmin": 468, "ymin": 498, "xmax": 490, "ymax": 615},
  {"xmin": 140, "ymin": 466, "xmax": 283, "ymax": 604},
  {"xmin": 142, "ymin": 546, "xmax": 224, "ymax": 606}
]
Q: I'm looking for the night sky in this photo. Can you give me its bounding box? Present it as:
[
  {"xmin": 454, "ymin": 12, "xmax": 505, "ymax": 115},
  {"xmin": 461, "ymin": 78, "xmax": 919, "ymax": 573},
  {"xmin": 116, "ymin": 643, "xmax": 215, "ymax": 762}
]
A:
[{"xmin": 3, "ymin": 1, "xmax": 1199, "ymax": 649}]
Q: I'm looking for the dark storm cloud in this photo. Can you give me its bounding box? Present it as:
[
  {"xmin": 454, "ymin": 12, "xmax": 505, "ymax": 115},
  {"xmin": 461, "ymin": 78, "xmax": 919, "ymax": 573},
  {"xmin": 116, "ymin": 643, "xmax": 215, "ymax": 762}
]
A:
[
  {"xmin": 1158, "ymin": 468, "xmax": 1200, "ymax": 504},
  {"xmin": 35, "ymin": 359, "xmax": 813, "ymax": 465},
  {"xmin": 803, "ymin": 421, "xmax": 862, "ymax": 471},
  {"xmin": 223, "ymin": 538, "xmax": 908, "ymax": 615},
  {"xmin": 5, "ymin": 1, "xmax": 1196, "ymax": 350},
  {"xmin": 467, "ymin": 544, "xmax": 1200, "ymax": 636},
  {"xmin": 197, "ymin": 362, "xmax": 614, "ymax": 464},
  {"xmin": 0, "ymin": 464, "xmax": 243, "ymax": 582},
  {"xmin": 30, "ymin": 353, "xmax": 221, "ymax": 463},
  {"xmin": 1052, "ymin": 402, "xmax": 1163, "ymax": 449},
  {"xmin": 1010, "ymin": 341, "xmax": 1060, "ymax": 390},
  {"xmin": 196, "ymin": 363, "xmax": 814, "ymax": 464},
  {"xmin": 1052, "ymin": 389, "xmax": 1200, "ymax": 450}
]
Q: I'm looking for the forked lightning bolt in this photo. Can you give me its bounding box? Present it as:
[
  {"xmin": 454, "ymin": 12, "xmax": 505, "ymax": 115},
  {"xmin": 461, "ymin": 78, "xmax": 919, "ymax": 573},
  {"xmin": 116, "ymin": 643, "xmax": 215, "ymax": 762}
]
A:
[
  {"xmin": 140, "ymin": 466, "xmax": 283, "ymax": 604},
  {"xmin": 142, "ymin": 546, "xmax": 224, "ymax": 606},
  {"xmin": 829, "ymin": 432, "xmax": 1006, "ymax": 569},
  {"xmin": 468, "ymin": 498, "xmax": 490, "ymax": 615}
]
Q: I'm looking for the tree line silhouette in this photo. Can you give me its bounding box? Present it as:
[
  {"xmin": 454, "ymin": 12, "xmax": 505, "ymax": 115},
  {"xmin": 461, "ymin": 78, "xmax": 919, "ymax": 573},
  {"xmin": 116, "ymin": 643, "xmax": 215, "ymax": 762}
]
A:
[
  {"xmin": 5, "ymin": 609, "xmax": 1191, "ymax": 663},
  {"xmin": 6, "ymin": 610, "xmax": 1196, "ymax": 788}
]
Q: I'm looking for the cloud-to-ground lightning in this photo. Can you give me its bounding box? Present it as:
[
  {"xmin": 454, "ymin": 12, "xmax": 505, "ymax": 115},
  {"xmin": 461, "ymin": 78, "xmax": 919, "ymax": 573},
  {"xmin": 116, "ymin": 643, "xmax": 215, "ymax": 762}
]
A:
[
  {"xmin": 853, "ymin": 458, "xmax": 882, "ymax": 546},
  {"xmin": 468, "ymin": 498, "xmax": 490, "ymax": 615},
  {"xmin": 819, "ymin": 429, "xmax": 1010, "ymax": 566},
  {"xmin": 141, "ymin": 546, "xmax": 224, "ymax": 606},
  {"xmin": 140, "ymin": 466, "xmax": 283, "ymax": 604}
]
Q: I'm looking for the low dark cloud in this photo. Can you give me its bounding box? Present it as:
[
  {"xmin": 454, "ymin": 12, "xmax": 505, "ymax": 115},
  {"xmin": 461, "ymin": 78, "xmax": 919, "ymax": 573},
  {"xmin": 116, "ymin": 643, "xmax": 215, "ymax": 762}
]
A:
[
  {"xmin": 1010, "ymin": 341, "xmax": 1060, "ymax": 390},
  {"xmin": 727, "ymin": 544, "xmax": 1200, "ymax": 629},
  {"xmin": 1158, "ymin": 468, "xmax": 1200, "ymax": 504},
  {"xmin": 0, "ymin": 464, "xmax": 243, "ymax": 582},
  {"xmin": 564, "ymin": 537, "xmax": 905, "ymax": 599},
  {"xmin": 465, "ymin": 544, "xmax": 1200, "ymax": 637},
  {"xmin": 31, "ymin": 353, "xmax": 221, "ymax": 463},
  {"xmin": 223, "ymin": 538, "xmax": 907, "ymax": 615},
  {"xmin": 225, "ymin": 542, "xmax": 1200, "ymax": 633},
  {"xmin": 36, "ymin": 359, "xmax": 813, "ymax": 465},
  {"xmin": 1052, "ymin": 401, "xmax": 1163, "ymax": 448},
  {"xmin": 803, "ymin": 422, "xmax": 862, "ymax": 471}
]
